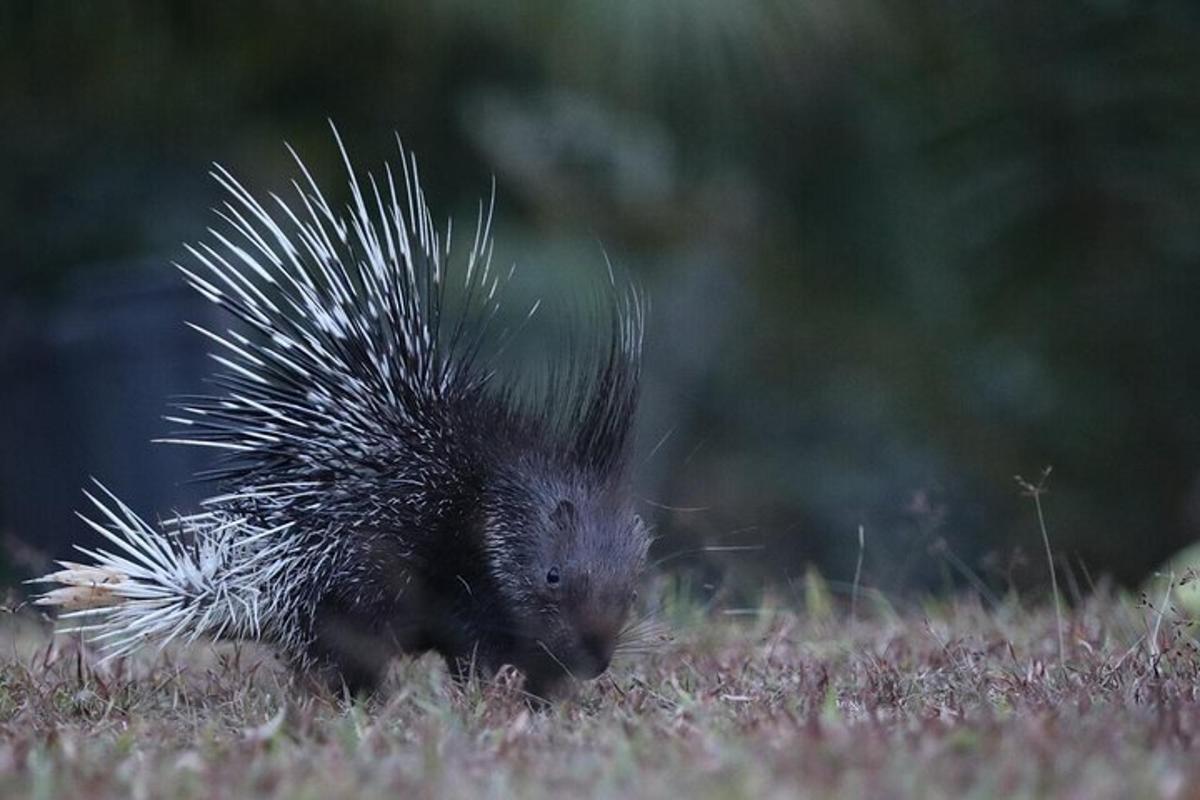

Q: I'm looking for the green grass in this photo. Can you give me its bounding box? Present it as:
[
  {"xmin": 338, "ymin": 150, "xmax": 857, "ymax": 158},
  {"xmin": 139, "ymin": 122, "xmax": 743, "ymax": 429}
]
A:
[{"xmin": 1, "ymin": 590, "xmax": 1198, "ymax": 799}]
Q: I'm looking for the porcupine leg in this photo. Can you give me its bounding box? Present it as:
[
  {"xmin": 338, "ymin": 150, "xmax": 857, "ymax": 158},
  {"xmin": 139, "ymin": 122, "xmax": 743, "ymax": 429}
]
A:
[
  {"xmin": 306, "ymin": 604, "xmax": 395, "ymax": 697},
  {"xmin": 314, "ymin": 648, "xmax": 388, "ymax": 697}
]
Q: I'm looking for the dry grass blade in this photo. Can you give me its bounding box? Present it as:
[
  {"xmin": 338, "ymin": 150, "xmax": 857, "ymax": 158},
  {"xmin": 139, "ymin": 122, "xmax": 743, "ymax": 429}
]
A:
[{"xmin": 1, "ymin": 587, "xmax": 1197, "ymax": 799}]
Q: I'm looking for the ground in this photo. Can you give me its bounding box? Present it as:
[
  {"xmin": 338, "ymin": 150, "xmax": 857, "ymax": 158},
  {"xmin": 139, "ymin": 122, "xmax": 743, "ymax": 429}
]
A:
[{"xmin": 1, "ymin": 587, "xmax": 1198, "ymax": 799}]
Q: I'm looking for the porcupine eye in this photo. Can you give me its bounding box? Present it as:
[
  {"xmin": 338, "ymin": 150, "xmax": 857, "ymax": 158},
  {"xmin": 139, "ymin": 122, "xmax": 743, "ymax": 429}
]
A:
[{"xmin": 545, "ymin": 500, "xmax": 572, "ymax": 587}]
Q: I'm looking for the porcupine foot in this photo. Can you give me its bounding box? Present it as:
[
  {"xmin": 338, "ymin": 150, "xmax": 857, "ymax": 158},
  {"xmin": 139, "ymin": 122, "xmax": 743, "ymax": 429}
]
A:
[{"xmin": 440, "ymin": 653, "xmax": 560, "ymax": 708}]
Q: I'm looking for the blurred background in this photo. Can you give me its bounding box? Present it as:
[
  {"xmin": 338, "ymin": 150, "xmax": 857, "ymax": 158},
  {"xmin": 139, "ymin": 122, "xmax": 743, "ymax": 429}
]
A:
[{"xmin": 2, "ymin": 1, "xmax": 1199, "ymax": 604}]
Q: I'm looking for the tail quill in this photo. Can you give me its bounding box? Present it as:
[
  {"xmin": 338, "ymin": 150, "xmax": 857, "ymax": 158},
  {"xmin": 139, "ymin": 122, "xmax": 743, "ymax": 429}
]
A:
[
  {"xmin": 30, "ymin": 481, "xmax": 291, "ymax": 660},
  {"xmin": 32, "ymin": 563, "xmax": 129, "ymax": 611}
]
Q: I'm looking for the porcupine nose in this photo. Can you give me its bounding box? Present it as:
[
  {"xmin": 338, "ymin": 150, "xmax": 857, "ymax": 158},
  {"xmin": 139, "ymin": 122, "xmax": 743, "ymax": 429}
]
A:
[{"xmin": 579, "ymin": 631, "xmax": 615, "ymax": 677}]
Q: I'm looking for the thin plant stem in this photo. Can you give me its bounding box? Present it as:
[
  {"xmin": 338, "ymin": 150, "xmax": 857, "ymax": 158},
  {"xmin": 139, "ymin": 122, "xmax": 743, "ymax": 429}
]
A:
[
  {"xmin": 1149, "ymin": 570, "xmax": 1174, "ymax": 661},
  {"xmin": 851, "ymin": 525, "xmax": 865, "ymax": 626},
  {"xmin": 1016, "ymin": 467, "xmax": 1065, "ymax": 668}
]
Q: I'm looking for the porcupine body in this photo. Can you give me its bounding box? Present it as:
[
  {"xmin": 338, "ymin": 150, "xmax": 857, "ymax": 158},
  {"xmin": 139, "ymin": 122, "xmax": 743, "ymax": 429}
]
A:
[{"xmin": 33, "ymin": 128, "xmax": 649, "ymax": 698}]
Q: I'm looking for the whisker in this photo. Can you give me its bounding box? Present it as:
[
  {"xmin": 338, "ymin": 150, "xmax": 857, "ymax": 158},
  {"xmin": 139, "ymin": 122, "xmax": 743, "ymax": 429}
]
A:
[
  {"xmin": 615, "ymin": 612, "xmax": 672, "ymax": 657},
  {"xmin": 638, "ymin": 499, "xmax": 710, "ymax": 513},
  {"xmin": 650, "ymin": 544, "xmax": 764, "ymax": 570},
  {"xmin": 642, "ymin": 425, "xmax": 676, "ymax": 464},
  {"xmin": 536, "ymin": 639, "xmax": 576, "ymax": 682}
]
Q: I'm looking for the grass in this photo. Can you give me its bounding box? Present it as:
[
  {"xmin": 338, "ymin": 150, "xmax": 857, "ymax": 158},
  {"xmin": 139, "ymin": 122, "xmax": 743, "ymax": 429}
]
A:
[{"xmin": 1, "ymin": 587, "xmax": 1199, "ymax": 799}]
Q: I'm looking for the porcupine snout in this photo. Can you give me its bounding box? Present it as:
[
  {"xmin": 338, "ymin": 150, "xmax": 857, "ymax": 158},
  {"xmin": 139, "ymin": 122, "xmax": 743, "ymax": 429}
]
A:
[
  {"xmin": 562, "ymin": 588, "xmax": 628, "ymax": 678},
  {"xmin": 577, "ymin": 628, "xmax": 617, "ymax": 677}
]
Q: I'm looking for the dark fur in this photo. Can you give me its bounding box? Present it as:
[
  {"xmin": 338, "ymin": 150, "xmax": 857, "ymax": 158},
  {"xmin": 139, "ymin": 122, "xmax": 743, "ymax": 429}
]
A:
[{"xmin": 293, "ymin": 391, "xmax": 648, "ymax": 697}]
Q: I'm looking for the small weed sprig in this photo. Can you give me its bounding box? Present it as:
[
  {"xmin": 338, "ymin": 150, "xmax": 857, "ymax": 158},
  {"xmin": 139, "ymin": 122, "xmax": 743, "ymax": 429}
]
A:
[{"xmin": 1016, "ymin": 466, "xmax": 1065, "ymax": 668}]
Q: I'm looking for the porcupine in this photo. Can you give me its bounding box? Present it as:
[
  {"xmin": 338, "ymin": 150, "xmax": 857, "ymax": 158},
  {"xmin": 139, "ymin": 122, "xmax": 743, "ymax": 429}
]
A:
[{"xmin": 32, "ymin": 127, "xmax": 649, "ymax": 699}]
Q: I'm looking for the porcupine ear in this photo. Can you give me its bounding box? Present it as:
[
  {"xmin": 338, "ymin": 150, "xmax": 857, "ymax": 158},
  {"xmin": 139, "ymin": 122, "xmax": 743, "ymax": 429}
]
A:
[
  {"xmin": 550, "ymin": 498, "xmax": 577, "ymax": 530},
  {"xmin": 570, "ymin": 281, "xmax": 645, "ymax": 478}
]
